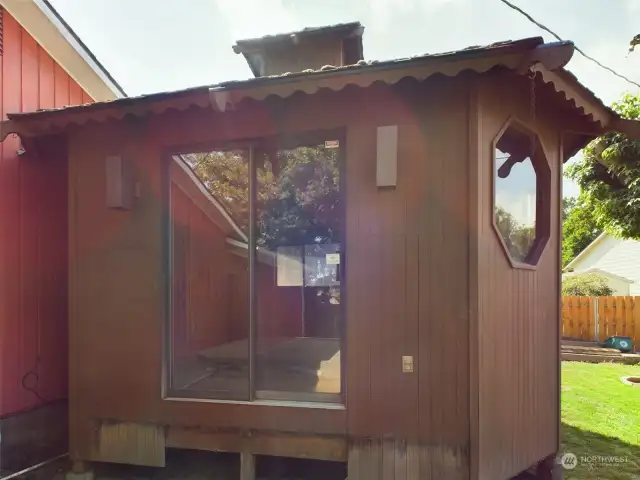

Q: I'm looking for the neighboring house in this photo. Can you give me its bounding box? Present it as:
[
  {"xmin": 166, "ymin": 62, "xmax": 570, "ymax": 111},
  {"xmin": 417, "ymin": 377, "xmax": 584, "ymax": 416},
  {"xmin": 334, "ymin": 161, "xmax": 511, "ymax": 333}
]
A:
[
  {"xmin": 0, "ymin": 0, "xmax": 124, "ymax": 472},
  {"xmin": 564, "ymin": 232, "xmax": 640, "ymax": 295}
]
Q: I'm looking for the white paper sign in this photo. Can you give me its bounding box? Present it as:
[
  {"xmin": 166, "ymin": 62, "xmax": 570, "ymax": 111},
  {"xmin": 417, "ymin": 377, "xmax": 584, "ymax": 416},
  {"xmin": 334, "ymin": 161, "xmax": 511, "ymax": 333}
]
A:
[
  {"xmin": 276, "ymin": 246, "xmax": 303, "ymax": 286},
  {"xmin": 326, "ymin": 253, "xmax": 340, "ymax": 265}
]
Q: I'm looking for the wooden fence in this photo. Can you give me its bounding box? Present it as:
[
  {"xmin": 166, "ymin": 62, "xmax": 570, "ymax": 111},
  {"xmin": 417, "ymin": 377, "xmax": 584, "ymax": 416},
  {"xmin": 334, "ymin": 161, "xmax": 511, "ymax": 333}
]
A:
[{"xmin": 562, "ymin": 296, "xmax": 640, "ymax": 348}]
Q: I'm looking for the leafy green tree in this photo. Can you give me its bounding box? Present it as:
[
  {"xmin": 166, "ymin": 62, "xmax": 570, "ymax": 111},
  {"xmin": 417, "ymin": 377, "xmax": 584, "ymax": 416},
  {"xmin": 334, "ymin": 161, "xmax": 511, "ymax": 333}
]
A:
[
  {"xmin": 494, "ymin": 206, "xmax": 536, "ymax": 261},
  {"xmin": 565, "ymin": 94, "xmax": 640, "ymax": 239},
  {"xmin": 562, "ymin": 197, "xmax": 576, "ymax": 221},
  {"xmin": 630, "ymin": 34, "xmax": 640, "ymax": 53},
  {"xmin": 562, "ymin": 273, "xmax": 613, "ymax": 296},
  {"xmin": 185, "ymin": 151, "xmax": 252, "ymax": 232},
  {"xmin": 561, "ymin": 195, "xmax": 601, "ymax": 267},
  {"xmin": 184, "ymin": 145, "xmax": 341, "ymax": 248}
]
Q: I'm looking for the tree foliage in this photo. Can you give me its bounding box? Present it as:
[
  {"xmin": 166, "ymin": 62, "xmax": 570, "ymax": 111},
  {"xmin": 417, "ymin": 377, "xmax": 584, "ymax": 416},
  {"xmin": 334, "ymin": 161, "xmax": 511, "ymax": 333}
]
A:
[
  {"xmin": 257, "ymin": 147, "xmax": 340, "ymax": 249},
  {"xmin": 565, "ymin": 93, "xmax": 640, "ymax": 239},
  {"xmin": 185, "ymin": 145, "xmax": 341, "ymax": 249},
  {"xmin": 494, "ymin": 206, "xmax": 536, "ymax": 261},
  {"xmin": 561, "ymin": 194, "xmax": 601, "ymax": 267},
  {"xmin": 630, "ymin": 34, "xmax": 640, "ymax": 54},
  {"xmin": 562, "ymin": 273, "xmax": 613, "ymax": 297},
  {"xmin": 562, "ymin": 197, "xmax": 576, "ymax": 221}
]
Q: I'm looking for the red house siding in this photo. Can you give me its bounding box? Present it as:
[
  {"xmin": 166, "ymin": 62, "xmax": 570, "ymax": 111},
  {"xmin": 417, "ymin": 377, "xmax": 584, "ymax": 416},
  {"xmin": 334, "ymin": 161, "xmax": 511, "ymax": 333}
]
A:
[{"xmin": 0, "ymin": 11, "xmax": 94, "ymax": 417}]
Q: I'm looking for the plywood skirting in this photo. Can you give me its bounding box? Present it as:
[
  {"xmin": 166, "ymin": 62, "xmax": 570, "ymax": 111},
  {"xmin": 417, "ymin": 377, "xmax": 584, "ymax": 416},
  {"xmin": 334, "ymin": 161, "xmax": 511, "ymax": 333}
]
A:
[
  {"xmin": 97, "ymin": 422, "xmax": 166, "ymax": 467},
  {"xmin": 347, "ymin": 439, "xmax": 469, "ymax": 480},
  {"xmin": 166, "ymin": 426, "xmax": 347, "ymax": 462}
]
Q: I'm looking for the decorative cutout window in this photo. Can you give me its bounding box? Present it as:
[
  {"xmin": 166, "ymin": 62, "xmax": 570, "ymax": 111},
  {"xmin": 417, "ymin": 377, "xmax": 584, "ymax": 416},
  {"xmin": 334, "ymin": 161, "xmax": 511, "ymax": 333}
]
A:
[{"xmin": 493, "ymin": 119, "xmax": 550, "ymax": 268}]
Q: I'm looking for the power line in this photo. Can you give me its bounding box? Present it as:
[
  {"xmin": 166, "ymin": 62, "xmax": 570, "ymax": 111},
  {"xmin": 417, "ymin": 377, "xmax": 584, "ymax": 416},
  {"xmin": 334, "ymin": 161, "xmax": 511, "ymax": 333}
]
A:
[{"xmin": 498, "ymin": 0, "xmax": 640, "ymax": 89}]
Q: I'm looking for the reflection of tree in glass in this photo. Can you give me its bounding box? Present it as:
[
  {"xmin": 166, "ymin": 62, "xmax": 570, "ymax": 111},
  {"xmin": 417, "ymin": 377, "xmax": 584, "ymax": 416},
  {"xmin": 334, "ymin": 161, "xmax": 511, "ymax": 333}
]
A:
[
  {"xmin": 495, "ymin": 206, "xmax": 536, "ymax": 262},
  {"xmin": 186, "ymin": 146, "xmax": 342, "ymax": 312},
  {"xmin": 185, "ymin": 146, "xmax": 340, "ymax": 250},
  {"xmin": 258, "ymin": 146, "xmax": 340, "ymax": 250},
  {"xmin": 185, "ymin": 151, "xmax": 251, "ymax": 233}
]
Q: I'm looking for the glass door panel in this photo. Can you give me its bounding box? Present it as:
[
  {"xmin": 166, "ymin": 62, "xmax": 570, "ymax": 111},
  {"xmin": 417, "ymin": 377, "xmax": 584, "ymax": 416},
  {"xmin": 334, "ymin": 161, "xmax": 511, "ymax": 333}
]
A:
[
  {"xmin": 254, "ymin": 138, "xmax": 344, "ymax": 401},
  {"xmin": 168, "ymin": 150, "xmax": 250, "ymax": 400}
]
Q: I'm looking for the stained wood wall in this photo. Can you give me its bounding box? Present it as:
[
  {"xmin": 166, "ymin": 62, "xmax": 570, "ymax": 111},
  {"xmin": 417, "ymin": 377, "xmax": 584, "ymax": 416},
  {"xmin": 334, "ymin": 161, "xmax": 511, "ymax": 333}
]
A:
[
  {"xmin": 0, "ymin": 10, "xmax": 92, "ymax": 417},
  {"xmin": 261, "ymin": 39, "xmax": 345, "ymax": 77},
  {"xmin": 66, "ymin": 78, "xmax": 471, "ymax": 476},
  {"xmin": 64, "ymin": 73, "xmax": 573, "ymax": 478},
  {"xmin": 472, "ymin": 75, "xmax": 562, "ymax": 480}
]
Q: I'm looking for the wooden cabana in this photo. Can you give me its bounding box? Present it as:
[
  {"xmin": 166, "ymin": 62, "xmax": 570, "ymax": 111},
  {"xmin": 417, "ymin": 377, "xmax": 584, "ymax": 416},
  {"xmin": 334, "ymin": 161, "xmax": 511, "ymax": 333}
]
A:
[{"xmin": 2, "ymin": 22, "xmax": 639, "ymax": 480}]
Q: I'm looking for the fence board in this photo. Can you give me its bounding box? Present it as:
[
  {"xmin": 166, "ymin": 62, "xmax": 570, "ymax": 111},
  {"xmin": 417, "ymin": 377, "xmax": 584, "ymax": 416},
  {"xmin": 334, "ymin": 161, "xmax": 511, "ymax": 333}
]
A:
[
  {"xmin": 562, "ymin": 296, "xmax": 640, "ymax": 351},
  {"xmin": 562, "ymin": 296, "xmax": 594, "ymax": 341},
  {"xmin": 633, "ymin": 298, "xmax": 640, "ymax": 350},
  {"xmin": 625, "ymin": 296, "xmax": 634, "ymax": 339}
]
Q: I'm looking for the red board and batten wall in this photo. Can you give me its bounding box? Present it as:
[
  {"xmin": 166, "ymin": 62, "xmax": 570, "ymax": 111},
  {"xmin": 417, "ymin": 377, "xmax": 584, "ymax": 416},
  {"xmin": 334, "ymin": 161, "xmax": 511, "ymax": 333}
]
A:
[{"xmin": 0, "ymin": 9, "xmax": 93, "ymax": 417}]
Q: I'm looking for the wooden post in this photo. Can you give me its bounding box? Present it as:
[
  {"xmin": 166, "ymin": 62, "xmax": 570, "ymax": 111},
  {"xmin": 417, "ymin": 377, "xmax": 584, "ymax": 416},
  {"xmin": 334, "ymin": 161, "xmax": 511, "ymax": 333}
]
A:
[{"xmin": 240, "ymin": 452, "xmax": 255, "ymax": 480}]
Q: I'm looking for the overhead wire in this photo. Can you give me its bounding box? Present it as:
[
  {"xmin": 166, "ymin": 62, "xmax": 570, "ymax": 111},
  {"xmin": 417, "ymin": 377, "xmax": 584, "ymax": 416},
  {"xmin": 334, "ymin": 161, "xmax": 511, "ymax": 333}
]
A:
[{"xmin": 498, "ymin": 0, "xmax": 640, "ymax": 89}]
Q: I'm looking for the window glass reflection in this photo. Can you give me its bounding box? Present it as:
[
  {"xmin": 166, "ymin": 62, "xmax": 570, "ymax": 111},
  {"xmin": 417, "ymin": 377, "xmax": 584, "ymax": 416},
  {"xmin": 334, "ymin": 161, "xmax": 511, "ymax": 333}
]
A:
[{"xmin": 494, "ymin": 128, "xmax": 538, "ymax": 263}]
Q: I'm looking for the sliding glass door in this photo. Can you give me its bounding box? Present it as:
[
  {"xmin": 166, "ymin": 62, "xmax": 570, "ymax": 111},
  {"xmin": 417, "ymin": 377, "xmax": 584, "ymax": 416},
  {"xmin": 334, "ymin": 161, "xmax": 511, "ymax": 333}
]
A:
[{"xmin": 166, "ymin": 131, "xmax": 344, "ymax": 403}]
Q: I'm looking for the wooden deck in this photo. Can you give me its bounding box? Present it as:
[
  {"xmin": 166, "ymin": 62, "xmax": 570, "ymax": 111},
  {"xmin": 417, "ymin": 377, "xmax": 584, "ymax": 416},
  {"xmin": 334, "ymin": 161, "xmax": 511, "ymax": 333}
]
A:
[{"xmin": 173, "ymin": 338, "xmax": 341, "ymax": 395}]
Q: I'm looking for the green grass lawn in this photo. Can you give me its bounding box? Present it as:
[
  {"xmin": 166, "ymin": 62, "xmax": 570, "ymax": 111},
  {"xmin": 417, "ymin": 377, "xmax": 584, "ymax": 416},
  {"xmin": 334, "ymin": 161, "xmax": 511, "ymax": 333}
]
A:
[{"xmin": 562, "ymin": 362, "xmax": 640, "ymax": 479}]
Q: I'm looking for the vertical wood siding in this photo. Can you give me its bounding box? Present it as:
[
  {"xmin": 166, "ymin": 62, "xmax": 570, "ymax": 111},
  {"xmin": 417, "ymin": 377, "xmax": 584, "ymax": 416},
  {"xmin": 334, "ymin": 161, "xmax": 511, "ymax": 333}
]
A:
[
  {"xmin": 61, "ymin": 72, "xmax": 565, "ymax": 476},
  {"xmin": 345, "ymin": 80, "xmax": 471, "ymax": 479},
  {"xmin": 66, "ymin": 78, "xmax": 472, "ymax": 474},
  {"xmin": 474, "ymin": 75, "xmax": 561, "ymax": 479},
  {"xmin": 0, "ymin": 10, "xmax": 93, "ymax": 417}
]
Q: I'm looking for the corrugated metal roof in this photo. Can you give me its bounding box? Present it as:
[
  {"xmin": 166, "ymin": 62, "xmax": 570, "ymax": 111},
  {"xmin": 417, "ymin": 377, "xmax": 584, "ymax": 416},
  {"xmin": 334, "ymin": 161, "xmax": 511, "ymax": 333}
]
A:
[
  {"xmin": 8, "ymin": 37, "xmax": 544, "ymax": 119},
  {"xmin": 6, "ymin": 36, "xmax": 614, "ymax": 130}
]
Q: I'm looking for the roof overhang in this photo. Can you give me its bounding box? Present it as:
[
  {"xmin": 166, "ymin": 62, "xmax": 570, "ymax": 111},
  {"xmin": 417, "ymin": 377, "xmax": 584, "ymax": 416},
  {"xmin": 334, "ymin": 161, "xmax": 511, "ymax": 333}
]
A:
[
  {"xmin": 3, "ymin": 37, "xmax": 640, "ymax": 153},
  {"xmin": 564, "ymin": 232, "xmax": 609, "ymax": 271},
  {"xmin": 226, "ymin": 238, "xmax": 276, "ymax": 266},
  {"xmin": 563, "ymin": 267, "xmax": 634, "ymax": 284},
  {"xmin": 0, "ymin": 0, "xmax": 125, "ymax": 100}
]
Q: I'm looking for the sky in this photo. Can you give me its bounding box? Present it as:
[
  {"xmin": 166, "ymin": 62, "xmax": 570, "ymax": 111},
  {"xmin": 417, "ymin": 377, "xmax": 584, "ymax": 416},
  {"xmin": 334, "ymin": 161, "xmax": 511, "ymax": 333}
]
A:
[{"xmin": 49, "ymin": 0, "xmax": 640, "ymax": 198}]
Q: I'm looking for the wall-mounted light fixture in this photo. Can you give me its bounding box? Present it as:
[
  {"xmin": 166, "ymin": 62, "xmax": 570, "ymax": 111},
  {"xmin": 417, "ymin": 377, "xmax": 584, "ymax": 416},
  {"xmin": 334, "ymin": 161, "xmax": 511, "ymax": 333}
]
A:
[
  {"xmin": 376, "ymin": 125, "xmax": 398, "ymax": 188},
  {"xmin": 106, "ymin": 155, "xmax": 134, "ymax": 210}
]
